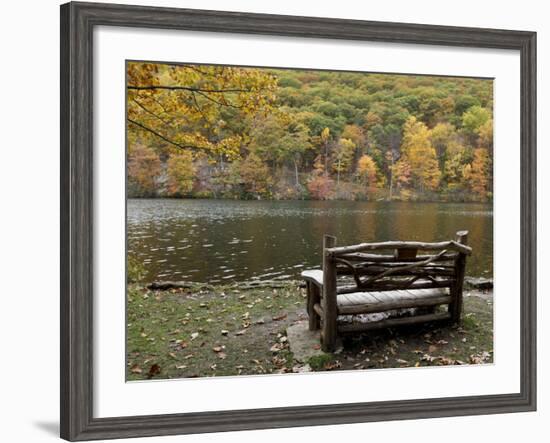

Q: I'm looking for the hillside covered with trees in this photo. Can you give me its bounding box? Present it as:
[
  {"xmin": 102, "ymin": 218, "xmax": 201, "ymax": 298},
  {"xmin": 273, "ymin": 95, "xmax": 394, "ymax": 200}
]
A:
[{"xmin": 127, "ymin": 62, "xmax": 493, "ymax": 202}]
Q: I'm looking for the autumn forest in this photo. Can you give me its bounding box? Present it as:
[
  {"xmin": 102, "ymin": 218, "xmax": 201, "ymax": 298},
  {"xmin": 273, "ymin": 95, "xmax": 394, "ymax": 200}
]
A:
[{"xmin": 127, "ymin": 62, "xmax": 493, "ymax": 202}]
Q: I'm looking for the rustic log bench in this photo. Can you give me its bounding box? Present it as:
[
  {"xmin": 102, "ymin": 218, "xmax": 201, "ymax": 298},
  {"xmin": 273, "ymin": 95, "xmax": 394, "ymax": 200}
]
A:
[{"xmin": 301, "ymin": 231, "xmax": 471, "ymax": 352}]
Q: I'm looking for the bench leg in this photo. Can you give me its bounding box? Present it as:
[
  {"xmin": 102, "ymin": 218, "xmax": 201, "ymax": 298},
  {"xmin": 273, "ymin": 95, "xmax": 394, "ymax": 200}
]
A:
[
  {"xmin": 307, "ymin": 282, "xmax": 321, "ymax": 331},
  {"xmin": 321, "ymin": 301, "xmax": 337, "ymax": 352},
  {"xmin": 321, "ymin": 322, "xmax": 337, "ymax": 352}
]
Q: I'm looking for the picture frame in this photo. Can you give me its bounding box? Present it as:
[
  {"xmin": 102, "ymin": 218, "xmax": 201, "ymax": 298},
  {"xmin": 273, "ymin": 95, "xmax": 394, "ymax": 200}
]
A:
[{"xmin": 60, "ymin": 1, "xmax": 537, "ymax": 441}]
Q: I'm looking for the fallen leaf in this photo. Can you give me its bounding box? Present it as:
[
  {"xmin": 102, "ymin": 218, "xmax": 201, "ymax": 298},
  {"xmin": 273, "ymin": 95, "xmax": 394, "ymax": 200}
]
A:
[
  {"xmin": 147, "ymin": 364, "xmax": 161, "ymax": 379},
  {"xmin": 130, "ymin": 364, "xmax": 142, "ymax": 374},
  {"xmin": 221, "ymin": 330, "xmax": 229, "ymax": 336},
  {"xmin": 218, "ymin": 352, "xmax": 227, "ymax": 360},
  {"xmin": 212, "ymin": 346, "xmax": 223, "ymax": 353},
  {"xmin": 272, "ymin": 313, "xmax": 287, "ymax": 321},
  {"xmin": 190, "ymin": 332, "xmax": 199, "ymax": 340},
  {"xmin": 324, "ymin": 360, "xmax": 342, "ymax": 370}
]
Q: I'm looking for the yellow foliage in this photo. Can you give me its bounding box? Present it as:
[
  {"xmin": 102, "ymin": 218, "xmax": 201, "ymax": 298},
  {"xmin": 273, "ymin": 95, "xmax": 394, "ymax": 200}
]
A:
[
  {"xmin": 127, "ymin": 62, "xmax": 277, "ymax": 158},
  {"xmin": 463, "ymin": 148, "xmax": 491, "ymax": 199},
  {"xmin": 357, "ymin": 154, "xmax": 379, "ymax": 188},
  {"xmin": 400, "ymin": 116, "xmax": 441, "ymax": 191},
  {"xmin": 166, "ymin": 151, "xmax": 195, "ymax": 196}
]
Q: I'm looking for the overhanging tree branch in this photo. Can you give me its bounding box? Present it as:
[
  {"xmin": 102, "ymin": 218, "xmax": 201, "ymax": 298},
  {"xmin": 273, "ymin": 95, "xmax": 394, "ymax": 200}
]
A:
[
  {"xmin": 128, "ymin": 118, "xmax": 210, "ymax": 152},
  {"xmin": 194, "ymin": 90, "xmax": 244, "ymax": 109},
  {"xmin": 131, "ymin": 99, "xmax": 170, "ymax": 124},
  {"xmin": 128, "ymin": 85, "xmax": 249, "ymax": 93}
]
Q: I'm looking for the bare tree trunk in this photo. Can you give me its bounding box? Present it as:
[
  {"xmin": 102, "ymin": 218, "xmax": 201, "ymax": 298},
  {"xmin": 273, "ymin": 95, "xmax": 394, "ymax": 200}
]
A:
[
  {"xmin": 324, "ymin": 142, "xmax": 329, "ymax": 178},
  {"xmin": 388, "ymin": 153, "xmax": 394, "ymax": 201}
]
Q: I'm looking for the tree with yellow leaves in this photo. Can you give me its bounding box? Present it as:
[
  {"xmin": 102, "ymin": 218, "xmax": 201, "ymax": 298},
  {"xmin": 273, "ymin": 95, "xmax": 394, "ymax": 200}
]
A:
[
  {"xmin": 332, "ymin": 138, "xmax": 356, "ymax": 185},
  {"xmin": 357, "ymin": 154, "xmax": 379, "ymax": 188},
  {"xmin": 463, "ymin": 148, "xmax": 491, "ymax": 200},
  {"xmin": 237, "ymin": 153, "xmax": 272, "ymax": 198},
  {"xmin": 400, "ymin": 116, "xmax": 441, "ymax": 192},
  {"xmin": 166, "ymin": 151, "xmax": 195, "ymax": 196},
  {"xmin": 127, "ymin": 62, "xmax": 277, "ymax": 159},
  {"xmin": 127, "ymin": 144, "xmax": 161, "ymax": 196}
]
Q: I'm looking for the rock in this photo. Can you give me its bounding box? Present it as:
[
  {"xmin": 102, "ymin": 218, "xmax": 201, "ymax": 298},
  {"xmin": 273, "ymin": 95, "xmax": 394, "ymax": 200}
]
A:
[
  {"xmin": 147, "ymin": 281, "xmax": 213, "ymax": 291},
  {"xmin": 147, "ymin": 281, "xmax": 194, "ymax": 290},
  {"xmin": 464, "ymin": 277, "xmax": 493, "ymax": 290},
  {"xmin": 286, "ymin": 321, "xmax": 326, "ymax": 363}
]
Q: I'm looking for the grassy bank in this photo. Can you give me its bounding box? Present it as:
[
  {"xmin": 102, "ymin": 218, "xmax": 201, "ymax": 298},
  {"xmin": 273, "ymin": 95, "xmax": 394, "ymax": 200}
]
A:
[{"xmin": 127, "ymin": 282, "xmax": 493, "ymax": 380}]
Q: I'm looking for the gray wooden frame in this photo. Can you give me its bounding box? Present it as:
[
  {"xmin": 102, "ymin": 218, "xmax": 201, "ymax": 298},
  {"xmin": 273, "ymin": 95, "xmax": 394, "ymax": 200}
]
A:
[{"xmin": 60, "ymin": 1, "xmax": 537, "ymax": 441}]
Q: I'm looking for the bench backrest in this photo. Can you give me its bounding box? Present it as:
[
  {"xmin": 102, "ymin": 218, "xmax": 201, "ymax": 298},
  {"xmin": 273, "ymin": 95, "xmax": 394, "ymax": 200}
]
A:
[{"xmin": 323, "ymin": 231, "xmax": 471, "ymax": 295}]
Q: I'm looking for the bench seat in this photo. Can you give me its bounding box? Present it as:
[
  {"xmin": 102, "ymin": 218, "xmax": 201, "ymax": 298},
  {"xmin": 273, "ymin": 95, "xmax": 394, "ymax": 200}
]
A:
[{"xmin": 336, "ymin": 287, "xmax": 451, "ymax": 314}]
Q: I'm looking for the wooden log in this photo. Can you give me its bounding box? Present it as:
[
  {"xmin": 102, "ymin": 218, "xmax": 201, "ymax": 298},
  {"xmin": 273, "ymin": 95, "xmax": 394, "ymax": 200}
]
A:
[
  {"xmin": 337, "ymin": 312, "xmax": 451, "ymax": 333},
  {"xmin": 450, "ymin": 231, "xmax": 468, "ymax": 322},
  {"xmin": 344, "ymin": 261, "xmax": 456, "ymax": 269},
  {"xmin": 328, "ymin": 240, "xmax": 472, "ymax": 256},
  {"xmin": 313, "ymin": 303, "xmax": 324, "ymax": 317},
  {"xmin": 321, "ymin": 235, "xmax": 338, "ymax": 352},
  {"xmin": 336, "ymin": 266, "xmax": 456, "ymax": 277},
  {"xmin": 338, "ymin": 252, "xmax": 459, "ymax": 263}
]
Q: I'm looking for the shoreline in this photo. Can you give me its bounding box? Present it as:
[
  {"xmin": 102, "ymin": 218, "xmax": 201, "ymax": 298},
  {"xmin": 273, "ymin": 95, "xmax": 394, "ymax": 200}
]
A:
[{"xmin": 144, "ymin": 276, "xmax": 493, "ymax": 292}]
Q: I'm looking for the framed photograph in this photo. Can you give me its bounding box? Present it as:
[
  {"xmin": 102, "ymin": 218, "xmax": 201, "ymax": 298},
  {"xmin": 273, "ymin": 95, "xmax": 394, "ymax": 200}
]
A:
[{"xmin": 60, "ymin": 1, "xmax": 536, "ymax": 440}]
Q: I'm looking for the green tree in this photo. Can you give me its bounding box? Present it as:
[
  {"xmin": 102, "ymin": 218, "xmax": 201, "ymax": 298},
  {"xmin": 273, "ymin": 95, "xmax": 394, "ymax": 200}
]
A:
[{"xmin": 462, "ymin": 105, "xmax": 491, "ymax": 143}]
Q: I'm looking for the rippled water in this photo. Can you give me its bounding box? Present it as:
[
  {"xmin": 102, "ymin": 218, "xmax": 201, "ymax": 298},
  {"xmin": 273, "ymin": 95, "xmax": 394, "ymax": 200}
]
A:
[{"xmin": 127, "ymin": 199, "xmax": 493, "ymax": 283}]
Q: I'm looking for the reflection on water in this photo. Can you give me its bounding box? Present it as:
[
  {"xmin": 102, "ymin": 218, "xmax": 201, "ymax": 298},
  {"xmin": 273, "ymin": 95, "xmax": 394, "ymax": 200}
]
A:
[{"xmin": 127, "ymin": 199, "xmax": 493, "ymax": 283}]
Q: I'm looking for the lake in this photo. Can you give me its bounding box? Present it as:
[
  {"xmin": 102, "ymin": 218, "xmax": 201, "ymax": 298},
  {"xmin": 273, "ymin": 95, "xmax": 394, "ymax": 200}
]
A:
[{"xmin": 127, "ymin": 199, "xmax": 493, "ymax": 283}]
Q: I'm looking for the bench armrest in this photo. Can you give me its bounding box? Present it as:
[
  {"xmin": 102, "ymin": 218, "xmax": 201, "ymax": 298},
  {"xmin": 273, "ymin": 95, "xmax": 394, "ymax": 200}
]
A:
[{"xmin": 300, "ymin": 269, "xmax": 324, "ymax": 287}]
